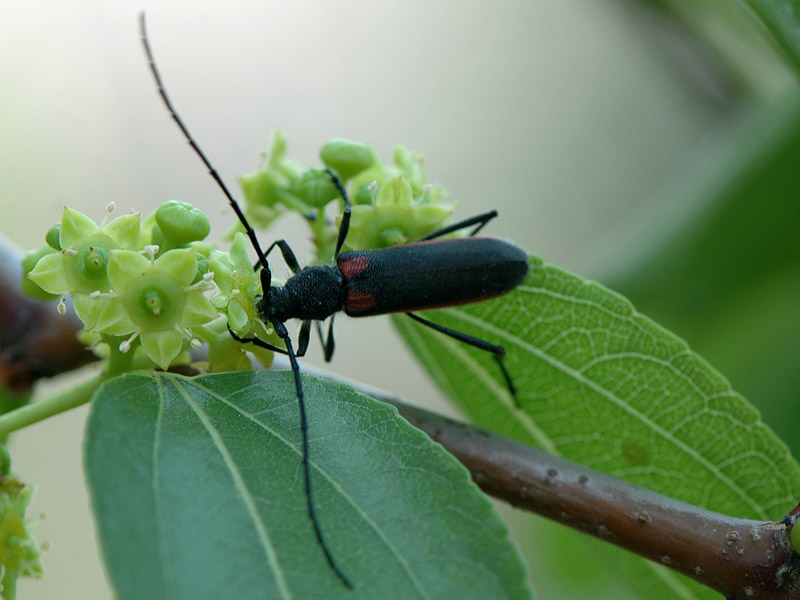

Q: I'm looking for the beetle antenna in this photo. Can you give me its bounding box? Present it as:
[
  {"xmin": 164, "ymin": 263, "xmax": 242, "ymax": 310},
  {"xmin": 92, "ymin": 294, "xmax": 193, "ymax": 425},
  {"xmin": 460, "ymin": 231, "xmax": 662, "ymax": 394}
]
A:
[
  {"xmin": 138, "ymin": 12, "xmax": 269, "ymax": 273},
  {"xmin": 139, "ymin": 13, "xmax": 354, "ymax": 589}
]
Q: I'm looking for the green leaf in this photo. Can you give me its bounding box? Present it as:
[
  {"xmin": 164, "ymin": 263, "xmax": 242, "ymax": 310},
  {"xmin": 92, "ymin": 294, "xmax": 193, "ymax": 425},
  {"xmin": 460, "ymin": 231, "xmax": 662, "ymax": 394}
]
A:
[
  {"xmin": 84, "ymin": 371, "xmax": 531, "ymax": 600},
  {"xmin": 744, "ymin": 0, "xmax": 800, "ymax": 75},
  {"xmin": 596, "ymin": 89, "xmax": 800, "ymax": 461},
  {"xmin": 570, "ymin": 86, "xmax": 800, "ymax": 598},
  {"xmin": 396, "ymin": 254, "xmax": 800, "ymax": 515},
  {"xmin": 645, "ymin": 0, "xmax": 794, "ymax": 94},
  {"xmin": 393, "ymin": 254, "xmax": 800, "ymax": 596}
]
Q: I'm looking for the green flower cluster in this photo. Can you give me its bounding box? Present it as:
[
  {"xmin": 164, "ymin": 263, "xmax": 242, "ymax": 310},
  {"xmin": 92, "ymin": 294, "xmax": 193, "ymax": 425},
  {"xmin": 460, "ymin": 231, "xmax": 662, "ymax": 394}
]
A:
[
  {"xmin": 0, "ymin": 448, "xmax": 43, "ymax": 600},
  {"xmin": 26, "ymin": 202, "xmax": 218, "ymax": 371},
  {"xmin": 205, "ymin": 232, "xmax": 278, "ymax": 372},
  {"xmin": 239, "ymin": 132, "xmax": 456, "ymax": 264},
  {"xmin": 23, "ymin": 133, "xmax": 457, "ymax": 374}
]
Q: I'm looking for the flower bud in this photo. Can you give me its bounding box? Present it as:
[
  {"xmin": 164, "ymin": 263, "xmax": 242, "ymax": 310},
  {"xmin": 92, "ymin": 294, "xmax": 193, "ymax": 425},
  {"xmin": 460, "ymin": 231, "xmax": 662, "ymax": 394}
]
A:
[
  {"xmin": 45, "ymin": 224, "xmax": 61, "ymax": 250},
  {"xmin": 292, "ymin": 168, "xmax": 340, "ymax": 209},
  {"xmin": 320, "ymin": 139, "xmax": 375, "ymax": 181},
  {"xmin": 155, "ymin": 201, "xmax": 211, "ymax": 247}
]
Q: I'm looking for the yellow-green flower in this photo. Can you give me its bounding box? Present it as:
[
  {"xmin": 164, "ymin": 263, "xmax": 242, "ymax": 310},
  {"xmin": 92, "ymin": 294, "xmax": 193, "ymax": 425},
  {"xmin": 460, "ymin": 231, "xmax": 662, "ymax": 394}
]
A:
[
  {"xmin": 27, "ymin": 206, "xmax": 141, "ymax": 314},
  {"xmin": 236, "ymin": 131, "xmax": 306, "ymax": 231},
  {"xmin": 193, "ymin": 317, "xmax": 275, "ymax": 372},
  {"xmin": 0, "ymin": 475, "xmax": 44, "ymax": 600},
  {"xmin": 208, "ymin": 233, "xmax": 281, "ymax": 366},
  {"xmin": 76, "ymin": 247, "xmax": 218, "ymax": 370},
  {"xmin": 343, "ymin": 175, "xmax": 455, "ymax": 251},
  {"xmin": 210, "ymin": 233, "xmax": 265, "ymax": 336}
]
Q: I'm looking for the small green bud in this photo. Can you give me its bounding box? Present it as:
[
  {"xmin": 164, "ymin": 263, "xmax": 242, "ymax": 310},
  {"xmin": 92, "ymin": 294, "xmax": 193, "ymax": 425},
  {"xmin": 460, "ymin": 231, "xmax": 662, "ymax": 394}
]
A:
[
  {"xmin": 240, "ymin": 170, "xmax": 286, "ymax": 209},
  {"xmin": 292, "ymin": 168, "xmax": 340, "ymax": 209},
  {"xmin": 45, "ymin": 224, "xmax": 61, "ymax": 250},
  {"xmin": 320, "ymin": 139, "xmax": 375, "ymax": 181},
  {"xmin": 155, "ymin": 201, "xmax": 211, "ymax": 247},
  {"xmin": 353, "ymin": 184, "xmax": 374, "ymax": 206},
  {"xmin": 194, "ymin": 254, "xmax": 210, "ymax": 284}
]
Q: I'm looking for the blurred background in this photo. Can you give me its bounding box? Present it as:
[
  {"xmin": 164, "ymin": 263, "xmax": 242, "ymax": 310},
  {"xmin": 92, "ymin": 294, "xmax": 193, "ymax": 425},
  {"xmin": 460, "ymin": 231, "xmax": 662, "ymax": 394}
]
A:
[{"xmin": 2, "ymin": 0, "xmax": 798, "ymax": 598}]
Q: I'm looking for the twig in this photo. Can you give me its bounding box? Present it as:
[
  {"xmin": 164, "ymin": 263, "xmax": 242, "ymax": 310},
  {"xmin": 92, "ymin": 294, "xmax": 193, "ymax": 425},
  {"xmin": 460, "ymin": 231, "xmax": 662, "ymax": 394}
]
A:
[
  {"xmin": 0, "ymin": 236, "xmax": 94, "ymax": 392},
  {"xmin": 398, "ymin": 402, "xmax": 800, "ymax": 599}
]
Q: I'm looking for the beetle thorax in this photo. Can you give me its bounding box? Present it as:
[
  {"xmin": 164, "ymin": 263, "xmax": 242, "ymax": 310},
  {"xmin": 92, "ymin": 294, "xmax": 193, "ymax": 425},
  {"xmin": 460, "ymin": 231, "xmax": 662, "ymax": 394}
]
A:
[{"xmin": 260, "ymin": 265, "xmax": 345, "ymax": 323}]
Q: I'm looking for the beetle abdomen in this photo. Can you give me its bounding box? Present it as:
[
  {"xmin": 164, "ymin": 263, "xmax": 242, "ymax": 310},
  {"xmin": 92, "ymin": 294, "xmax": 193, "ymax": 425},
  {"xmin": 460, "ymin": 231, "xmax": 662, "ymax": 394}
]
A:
[{"xmin": 338, "ymin": 237, "xmax": 528, "ymax": 317}]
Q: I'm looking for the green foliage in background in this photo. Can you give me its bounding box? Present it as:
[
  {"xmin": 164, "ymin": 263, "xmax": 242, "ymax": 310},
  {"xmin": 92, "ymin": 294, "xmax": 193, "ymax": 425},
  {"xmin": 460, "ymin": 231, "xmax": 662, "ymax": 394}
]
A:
[{"xmin": 401, "ymin": 2, "xmax": 800, "ymax": 598}]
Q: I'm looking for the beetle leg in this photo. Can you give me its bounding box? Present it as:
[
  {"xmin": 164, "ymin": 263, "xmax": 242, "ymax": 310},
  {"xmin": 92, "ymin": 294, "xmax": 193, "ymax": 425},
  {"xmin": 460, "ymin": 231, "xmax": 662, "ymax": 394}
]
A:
[
  {"xmin": 405, "ymin": 311, "xmax": 519, "ymax": 407},
  {"xmin": 419, "ymin": 210, "xmax": 498, "ymax": 241},
  {"xmin": 315, "ymin": 317, "xmax": 336, "ymax": 362},
  {"xmin": 326, "ymin": 168, "xmax": 352, "ymax": 259}
]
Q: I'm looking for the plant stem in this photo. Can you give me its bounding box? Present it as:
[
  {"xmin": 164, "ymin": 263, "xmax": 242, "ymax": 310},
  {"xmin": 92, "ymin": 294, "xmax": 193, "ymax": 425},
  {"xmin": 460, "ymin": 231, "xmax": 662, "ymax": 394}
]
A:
[
  {"xmin": 396, "ymin": 400, "xmax": 799, "ymax": 599},
  {"xmin": 0, "ymin": 374, "xmax": 106, "ymax": 437}
]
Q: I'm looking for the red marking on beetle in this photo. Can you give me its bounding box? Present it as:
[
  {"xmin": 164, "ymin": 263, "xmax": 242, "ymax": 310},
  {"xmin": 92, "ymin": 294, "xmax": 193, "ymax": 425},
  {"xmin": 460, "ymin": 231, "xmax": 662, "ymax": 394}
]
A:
[
  {"xmin": 345, "ymin": 290, "xmax": 376, "ymax": 312},
  {"xmin": 338, "ymin": 255, "xmax": 370, "ymax": 278}
]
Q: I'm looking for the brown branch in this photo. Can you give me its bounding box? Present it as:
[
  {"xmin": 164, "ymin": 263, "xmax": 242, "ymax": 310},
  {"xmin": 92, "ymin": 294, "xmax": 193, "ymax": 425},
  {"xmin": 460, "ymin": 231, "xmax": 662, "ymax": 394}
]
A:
[
  {"xmin": 0, "ymin": 237, "xmax": 94, "ymax": 393},
  {"xmin": 3, "ymin": 236, "xmax": 799, "ymax": 598},
  {"xmin": 394, "ymin": 401, "xmax": 800, "ymax": 600}
]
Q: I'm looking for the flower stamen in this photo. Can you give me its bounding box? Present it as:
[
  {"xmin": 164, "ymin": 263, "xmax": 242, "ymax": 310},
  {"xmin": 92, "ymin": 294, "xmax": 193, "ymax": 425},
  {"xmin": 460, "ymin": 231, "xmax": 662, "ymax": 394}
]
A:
[{"xmin": 119, "ymin": 331, "xmax": 140, "ymax": 354}]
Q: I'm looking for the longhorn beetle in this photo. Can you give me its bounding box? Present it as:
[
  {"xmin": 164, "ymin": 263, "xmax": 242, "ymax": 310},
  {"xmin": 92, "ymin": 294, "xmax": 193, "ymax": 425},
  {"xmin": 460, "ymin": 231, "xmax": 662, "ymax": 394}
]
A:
[{"xmin": 139, "ymin": 14, "xmax": 529, "ymax": 589}]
